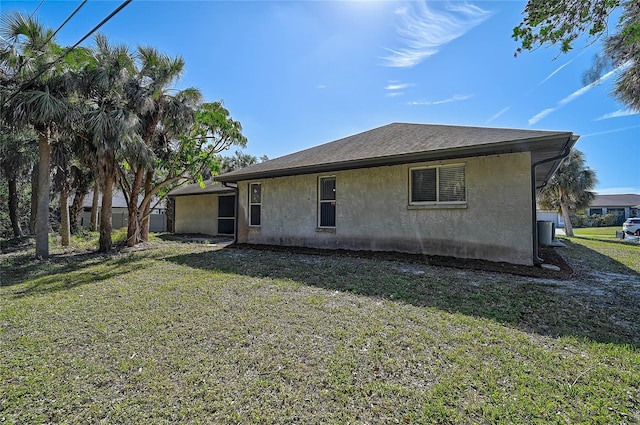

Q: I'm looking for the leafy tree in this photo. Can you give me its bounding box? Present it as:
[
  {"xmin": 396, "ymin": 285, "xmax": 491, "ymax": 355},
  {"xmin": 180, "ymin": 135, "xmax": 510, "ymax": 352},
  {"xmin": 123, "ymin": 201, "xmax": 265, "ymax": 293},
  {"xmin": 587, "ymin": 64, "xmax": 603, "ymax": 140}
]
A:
[
  {"xmin": 513, "ymin": 0, "xmax": 639, "ymax": 111},
  {"xmin": 129, "ymin": 101, "xmax": 247, "ymax": 244},
  {"xmin": 537, "ymin": 149, "xmax": 598, "ymax": 236},
  {"xmin": 1, "ymin": 12, "xmax": 75, "ymax": 258}
]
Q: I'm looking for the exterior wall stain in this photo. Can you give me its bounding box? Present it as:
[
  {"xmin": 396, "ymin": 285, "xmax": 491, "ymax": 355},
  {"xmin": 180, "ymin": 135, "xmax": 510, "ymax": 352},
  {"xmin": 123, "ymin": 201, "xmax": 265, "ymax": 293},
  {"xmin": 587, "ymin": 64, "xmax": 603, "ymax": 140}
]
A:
[{"xmin": 236, "ymin": 152, "xmax": 533, "ymax": 265}]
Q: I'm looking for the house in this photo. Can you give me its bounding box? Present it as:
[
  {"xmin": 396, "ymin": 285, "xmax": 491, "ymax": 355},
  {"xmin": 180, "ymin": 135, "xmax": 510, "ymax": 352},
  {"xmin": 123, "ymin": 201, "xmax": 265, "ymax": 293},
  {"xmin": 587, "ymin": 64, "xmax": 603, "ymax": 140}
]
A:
[
  {"xmin": 586, "ymin": 194, "xmax": 640, "ymax": 224},
  {"xmin": 167, "ymin": 180, "xmax": 236, "ymax": 236},
  {"xmin": 78, "ymin": 190, "xmax": 167, "ymax": 232},
  {"xmin": 213, "ymin": 123, "xmax": 578, "ymax": 266},
  {"xmin": 536, "ymin": 205, "xmax": 564, "ymax": 228}
]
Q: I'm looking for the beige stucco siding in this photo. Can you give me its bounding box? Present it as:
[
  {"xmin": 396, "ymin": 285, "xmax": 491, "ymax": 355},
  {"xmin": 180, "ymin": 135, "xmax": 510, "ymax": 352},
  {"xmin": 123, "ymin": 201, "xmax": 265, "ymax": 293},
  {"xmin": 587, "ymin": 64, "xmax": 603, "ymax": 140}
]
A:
[
  {"xmin": 174, "ymin": 194, "xmax": 220, "ymax": 235},
  {"xmin": 237, "ymin": 152, "xmax": 533, "ymax": 265}
]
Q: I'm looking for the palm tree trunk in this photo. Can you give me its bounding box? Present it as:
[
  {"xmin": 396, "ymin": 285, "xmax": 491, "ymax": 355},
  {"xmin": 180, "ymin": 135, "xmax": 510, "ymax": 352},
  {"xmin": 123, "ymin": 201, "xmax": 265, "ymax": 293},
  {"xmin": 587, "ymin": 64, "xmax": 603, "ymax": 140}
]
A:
[
  {"xmin": 35, "ymin": 129, "xmax": 51, "ymax": 259},
  {"xmin": 70, "ymin": 188, "xmax": 86, "ymax": 234},
  {"xmin": 140, "ymin": 169, "xmax": 153, "ymax": 241},
  {"xmin": 59, "ymin": 185, "xmax": 70, "ymax": 246},
  {"xmin": 4, "ymin": 163, "xmax": 23, "ymax": 238},
  {"xmin": 98, "ymin": 150, "xmax": 115, "ymax": 252},
  {"xmin": 29, "ymin": 164, "xmax": 38, "ymax": 235},
  {"xmin": 126, "ymin": 167, "xmax": 144, "ymax": 247},
  {"xmin": 559, "ymin": 191, "xmax": 574, "ymax": 237},
  {"xmin": 90, "ymin": 180, "xmax": 99, "ymax": 231}
]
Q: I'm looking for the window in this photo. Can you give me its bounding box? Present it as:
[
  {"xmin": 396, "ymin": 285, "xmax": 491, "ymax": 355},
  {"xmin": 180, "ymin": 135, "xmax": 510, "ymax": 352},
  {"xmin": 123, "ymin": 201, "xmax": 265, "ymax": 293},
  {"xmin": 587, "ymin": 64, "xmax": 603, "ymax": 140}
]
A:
[
  {"xmin": 249, "ymin": 183, "xmax": 261, "ymax": 226},
  {"xmin": 319, "ymin": 176, "xmax": 336, "ymax": 228},
  {"xmin": 410, "ymin": 164, "xmax": 466, "ymax": 204}
]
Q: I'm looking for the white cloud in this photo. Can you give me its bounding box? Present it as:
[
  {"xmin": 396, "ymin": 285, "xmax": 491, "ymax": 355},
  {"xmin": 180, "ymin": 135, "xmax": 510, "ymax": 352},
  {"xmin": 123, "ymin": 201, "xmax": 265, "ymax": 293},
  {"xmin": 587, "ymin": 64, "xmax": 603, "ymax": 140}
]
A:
[
  {"xmin": 383, "ymin": 1, "xmax": 492, "ymax": 68},
  {"xmin": 537, "ymin": 60, "xmax": 575, "ymax": 86},
  {"xmin": 596, "ymin": 187, "xmax": 640, "ymax": 195},
  {"xmin": 393, "ymin": 6, "xmax": 408, "ymax": 15},
  {"xmin": 486, "ymin": 106, "xmax": 510, "ymax": 124},
  {"xmin": 580, "ymin": 124, "xmax": 640, "ymax": 138},
  {"xmin": 594, "ymin": 109, "xmax": 639, "ymax": 121},
  {"xmin": 528, "ymin": 108, "xmax": 556, "ymax": 125},
  {"xmin": 557, "ymin": 84, "xmax": 594, "ymax": 106},
  {"xmin": 385, "ymin": 83, "xmax": 411, "ymax": 90},
  {"xmin": 315, "ymin": 84, "xmax": 327, "ymax": 89},
  {"xmin": 408, "ymin": 94, "xmax": 472, "ymax": 106},
  {"xmin": 528, "ymin": 64, "xmax": 626, "ymax": 125},
  {"xmin": 536, "ymin": 50, "xmax": 587, "ymax": 87},
  {"xmin": 386, "ymin": 92, "xmax": 405, "ymax": 97}
]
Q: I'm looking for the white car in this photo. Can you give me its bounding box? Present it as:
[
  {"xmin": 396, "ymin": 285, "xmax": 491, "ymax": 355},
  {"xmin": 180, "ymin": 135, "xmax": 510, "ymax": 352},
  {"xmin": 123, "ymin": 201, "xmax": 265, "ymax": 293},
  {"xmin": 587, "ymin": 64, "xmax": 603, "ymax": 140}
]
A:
[{"xmin": 623, "ymin": 218, "xmax": 640, "ymax": 236}]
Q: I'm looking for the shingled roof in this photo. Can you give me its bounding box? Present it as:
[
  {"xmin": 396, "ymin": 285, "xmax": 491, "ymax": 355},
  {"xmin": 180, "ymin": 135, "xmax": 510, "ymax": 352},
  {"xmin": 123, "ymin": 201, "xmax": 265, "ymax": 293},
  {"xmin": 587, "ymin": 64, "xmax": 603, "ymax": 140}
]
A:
[
  {"xmin": 215, "ymin": 123, "xmax": 577, "ymax": 188},
  {"xmin": 590, "ymin": 194, "xmax": 640, "ymax": 208}
]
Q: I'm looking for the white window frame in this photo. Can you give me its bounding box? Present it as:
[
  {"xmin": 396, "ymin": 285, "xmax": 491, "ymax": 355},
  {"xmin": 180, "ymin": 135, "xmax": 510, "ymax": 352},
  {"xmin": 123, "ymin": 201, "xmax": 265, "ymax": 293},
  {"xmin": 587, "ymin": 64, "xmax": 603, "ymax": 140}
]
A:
[
  {"xmin": 318, "ymin": 176, "xmax": 336, "ymax": 228},
  {"xmin": 248, "ymin": 182, "xmax": 261, "ymax": 227},
  {"xmin": 409, "ymin": 164, "xmax": 466, "ymax": 206}
]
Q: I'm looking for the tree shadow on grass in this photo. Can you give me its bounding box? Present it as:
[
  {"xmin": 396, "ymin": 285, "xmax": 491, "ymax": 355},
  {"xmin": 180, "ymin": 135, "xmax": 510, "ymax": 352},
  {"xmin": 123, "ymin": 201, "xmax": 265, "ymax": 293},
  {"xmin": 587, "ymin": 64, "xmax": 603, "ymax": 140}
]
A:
[
  {"xmin": 573, "ymin": 235, "xmax": 640, "ymax": 246},
  {"xmin": 561, "ymin": 237, "xmax": 640, "ymax": 275},
  {"xmin": 1, "ymin": 251, "xmax": 157, "ymax": 298},
  {"xmin": 165, "ymin": 244, "xmax": 639, "ymax": 348}
]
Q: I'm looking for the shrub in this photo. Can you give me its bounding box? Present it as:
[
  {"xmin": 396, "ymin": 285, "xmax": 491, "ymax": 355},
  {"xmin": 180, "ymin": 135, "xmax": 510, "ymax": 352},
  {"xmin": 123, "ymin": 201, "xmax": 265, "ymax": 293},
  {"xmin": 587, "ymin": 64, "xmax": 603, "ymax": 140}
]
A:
[{"xmin": 570, "ymin": 213, "xmax": 620, "ymax": 227}]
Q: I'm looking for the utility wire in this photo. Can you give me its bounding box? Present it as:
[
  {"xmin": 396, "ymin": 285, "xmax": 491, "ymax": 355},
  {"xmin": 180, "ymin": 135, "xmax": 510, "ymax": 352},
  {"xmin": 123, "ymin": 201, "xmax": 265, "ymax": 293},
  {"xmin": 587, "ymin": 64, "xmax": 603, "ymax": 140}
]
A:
[
  {"xmin": 26, "ymin": 0, "xmax": 89, "ymax": 55},
  {"xmin": 28, "ymin": 0, "xmax": 46, "ymax": 19},
  {"xmin": 2, "ymin": 0, "xmax": 133, "ymax": 107},
  {"xmin": 48, "ymin": 0, "xmax": 88, "ymax": 45}
]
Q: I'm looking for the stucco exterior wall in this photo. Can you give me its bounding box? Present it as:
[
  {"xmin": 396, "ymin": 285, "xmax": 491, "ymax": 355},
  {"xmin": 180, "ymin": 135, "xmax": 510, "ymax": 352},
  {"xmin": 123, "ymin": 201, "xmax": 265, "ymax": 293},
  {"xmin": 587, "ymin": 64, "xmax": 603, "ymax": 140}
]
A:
[
  {"xmin": 236, "ymin": 152, "xmax": 534, "ymax": 265},
  {"xmin": 174, "ymin": 194, "xmax": 221, "ymax": 235}
]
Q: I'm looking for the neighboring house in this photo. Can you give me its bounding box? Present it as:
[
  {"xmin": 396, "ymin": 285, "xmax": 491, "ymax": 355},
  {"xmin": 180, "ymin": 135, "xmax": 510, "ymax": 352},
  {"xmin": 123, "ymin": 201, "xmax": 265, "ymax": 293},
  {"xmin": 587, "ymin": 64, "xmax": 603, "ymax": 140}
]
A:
[
  {"xmin": 79, "ymin": 191, "xmax": 167, "ymax": 232},
  {"xmin": 586, "ymin": 194, "xmax": 640, "ymax": 224},
  {"xmin": 215, "ymin": 123, "xmax": 577, "ymax": 266},
  {"xmin": 167, "ymin": 180, "xmax": 236, "ymax": 236},
  {"xmin": 536, "ymin": 205, "xmax": 564, "ymax": 228}
]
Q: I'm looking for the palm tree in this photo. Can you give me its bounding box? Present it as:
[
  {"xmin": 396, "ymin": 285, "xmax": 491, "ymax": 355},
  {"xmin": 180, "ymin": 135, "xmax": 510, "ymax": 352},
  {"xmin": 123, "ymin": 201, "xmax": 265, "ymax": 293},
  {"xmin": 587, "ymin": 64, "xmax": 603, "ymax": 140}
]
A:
[
  {"xmin": 219, "ymin": 150, "xmax": 264, "ymax": 174},
  {"xmin": 1, "ymin": 12, "xmax": 74, "ymax": 258},
  {"xmin": 538, "ymin": 149, "xmax": 598, "ymax": 236},
  {"xmin": 68, "ymin": 155, "xmax": 96, "ymax": 235},
  {"xmin": 51, "ymin": 136, "xmax": 73, "ymax": 245},
  {"xmin": 123, "ymin": 47, "xmax": 201, "ymax": 245},
  {"xmin": 81, "ymin": 34, "xmax": 138, "ymax": 252},
  {"xmin": 0, "ymin": 127, "xmax": 37, "ymax": 238}
]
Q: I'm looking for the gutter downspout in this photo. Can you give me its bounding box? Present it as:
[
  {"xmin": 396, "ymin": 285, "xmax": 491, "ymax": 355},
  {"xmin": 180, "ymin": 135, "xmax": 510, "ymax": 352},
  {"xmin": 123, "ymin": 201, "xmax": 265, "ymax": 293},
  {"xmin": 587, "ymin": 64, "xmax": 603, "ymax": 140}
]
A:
[
  {"xmin": 222, "ymin": 182, "xmax": 239, "ymax": 245},
  {"xmin": 530, "ymin": 136, "xmax": 574, "ymax": 265}
]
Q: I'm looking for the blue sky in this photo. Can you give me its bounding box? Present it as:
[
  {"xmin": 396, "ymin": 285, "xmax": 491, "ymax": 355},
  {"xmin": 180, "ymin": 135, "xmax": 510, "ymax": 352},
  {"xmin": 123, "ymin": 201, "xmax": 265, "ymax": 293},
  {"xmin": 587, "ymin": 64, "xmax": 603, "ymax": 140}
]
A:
[{"xmin": 2, "ymin": 0, "xmax": 639, "ymax": 194}]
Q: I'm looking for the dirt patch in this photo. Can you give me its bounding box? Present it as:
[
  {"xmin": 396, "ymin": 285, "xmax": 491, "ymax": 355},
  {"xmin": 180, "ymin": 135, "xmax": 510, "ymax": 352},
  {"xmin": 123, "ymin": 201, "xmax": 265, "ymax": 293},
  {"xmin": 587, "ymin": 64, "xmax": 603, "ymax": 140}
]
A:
[{"xmin": 231, "ymin": 243, "xmax": 573, "ymax": 279}]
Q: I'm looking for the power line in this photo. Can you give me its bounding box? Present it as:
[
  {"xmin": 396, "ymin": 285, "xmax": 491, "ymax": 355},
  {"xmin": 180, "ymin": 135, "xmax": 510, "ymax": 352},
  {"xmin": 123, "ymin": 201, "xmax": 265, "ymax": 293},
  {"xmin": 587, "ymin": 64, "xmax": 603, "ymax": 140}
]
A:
[
  {"xmin": 63, "ymin": 0, "xmax": 132, "ymax": 54},
  {"xmin": 29, "ymin": 0, "xmax": 89, "ymax": 54},
  {"xmin": 28, "ymin": 0, "xmax": 46, "ymax": 19},
  {"xmin": 2, "ymin": 0, "xmax": 133, "ymax": 108},
  {"xmin": 49, "ymin": 0, "xmax": 88, "ymax": 44}
]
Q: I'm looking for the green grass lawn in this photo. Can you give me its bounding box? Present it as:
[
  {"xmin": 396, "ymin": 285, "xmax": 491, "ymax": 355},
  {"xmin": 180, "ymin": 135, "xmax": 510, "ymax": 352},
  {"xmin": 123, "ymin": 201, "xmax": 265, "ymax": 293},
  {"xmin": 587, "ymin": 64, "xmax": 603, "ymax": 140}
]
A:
[
  {"xmin": 566, "ymin": 227, "xmax": 639, "ymax": 274},
  {"xmin": 573, "ymin": 226, "xmax": 621, "ymax": 240},
  {"xmin": 1, "ymin": 236, "xmax": 639, "ymax": 423}
]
